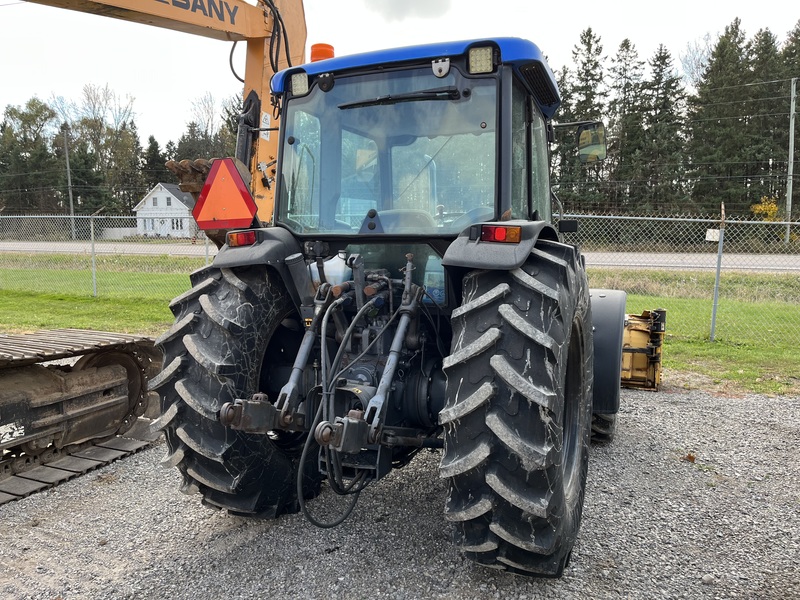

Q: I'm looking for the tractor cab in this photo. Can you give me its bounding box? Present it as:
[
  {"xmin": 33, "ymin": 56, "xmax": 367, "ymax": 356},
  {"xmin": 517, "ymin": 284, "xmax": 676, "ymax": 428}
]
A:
[{"xmin": 271, "ymin": 39, "xmax": 562, "ymax": 239}]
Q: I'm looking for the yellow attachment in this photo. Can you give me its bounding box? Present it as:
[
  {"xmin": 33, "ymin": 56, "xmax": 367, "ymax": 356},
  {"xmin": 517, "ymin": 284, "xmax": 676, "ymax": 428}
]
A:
[{"xmin": 620, "ymin": 309, "xmax": 666, "ymax": 391}]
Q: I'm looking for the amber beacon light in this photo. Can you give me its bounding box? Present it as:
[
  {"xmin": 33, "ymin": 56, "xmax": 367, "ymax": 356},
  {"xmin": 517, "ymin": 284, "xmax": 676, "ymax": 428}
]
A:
[{"xmin": 311, "ymin": 43, "xmax": 335, "ymax": 61}]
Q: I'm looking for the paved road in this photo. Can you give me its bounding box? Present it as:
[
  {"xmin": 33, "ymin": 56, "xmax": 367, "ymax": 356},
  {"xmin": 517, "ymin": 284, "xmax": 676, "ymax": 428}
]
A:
[
  {"xmin": 583, "ymin": 251, "xmax": 800, "ymax": 272},
  {"xmin": 1, "ymin": 241, "xmax": 799, "ymax": 272}
]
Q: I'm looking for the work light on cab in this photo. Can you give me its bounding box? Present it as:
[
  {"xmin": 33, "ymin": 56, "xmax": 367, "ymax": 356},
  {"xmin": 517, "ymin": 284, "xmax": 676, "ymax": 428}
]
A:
[
  {"xmin": 468, "ymin": 46, "xmax": 494, "ymax": 74},
  {"xmin": 291, "ymin": 72, "xmax": 309, "ymax": 96}
]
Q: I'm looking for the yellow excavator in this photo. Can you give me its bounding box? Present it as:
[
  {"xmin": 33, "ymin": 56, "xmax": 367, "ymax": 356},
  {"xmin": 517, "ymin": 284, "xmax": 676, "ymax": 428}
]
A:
[{"xmin": 1, "ymin": 0, "xmax": 308, "ymax": 499}]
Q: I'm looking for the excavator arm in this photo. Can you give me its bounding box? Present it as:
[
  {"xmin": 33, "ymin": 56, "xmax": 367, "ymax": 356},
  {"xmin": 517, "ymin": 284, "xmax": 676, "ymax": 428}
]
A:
[{"xmin": 26, "ymin": 0, "xmax": 307, "ymax": 224}]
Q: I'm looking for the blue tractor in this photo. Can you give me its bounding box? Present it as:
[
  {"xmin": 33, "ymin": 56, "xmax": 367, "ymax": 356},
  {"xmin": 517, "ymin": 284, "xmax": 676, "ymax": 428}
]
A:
[{"xmin": 152, "ymin": 37, "xmax": 626, "ymax": 577}]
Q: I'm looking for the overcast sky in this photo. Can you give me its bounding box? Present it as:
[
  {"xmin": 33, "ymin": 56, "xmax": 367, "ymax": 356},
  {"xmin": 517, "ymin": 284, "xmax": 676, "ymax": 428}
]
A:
[{"xmin": 0, "ymin": 0, "xmax": 794, "ymax": 145}]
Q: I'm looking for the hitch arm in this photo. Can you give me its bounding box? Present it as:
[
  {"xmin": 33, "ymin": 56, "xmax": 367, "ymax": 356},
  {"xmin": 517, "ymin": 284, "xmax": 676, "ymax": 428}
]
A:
[{"xmin": 363, "ymin": 254, "xmax": 421, "ymax": 442}]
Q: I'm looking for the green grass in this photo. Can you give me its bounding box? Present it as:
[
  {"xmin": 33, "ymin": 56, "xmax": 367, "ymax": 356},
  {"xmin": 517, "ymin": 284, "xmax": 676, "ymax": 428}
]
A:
[
  {"xmin": 2, "ymin": 268, "xmax": 194, "ymax": 300},
  {"xmin": 0, "ymin": 253, "xmax": 199, "ymax": 336},
  {"xmin": 1, "ymin": 256, "xmax": 798, "ymax": 395},
  {"xmin": 589, "ymin": 268, "xmax": 800, "ymax": 395},
  {"xmin": 0, "ymin": 252, "xmax": 207, "ymax": 274},
  {"xmin": 0, "ymin": 289, "xmax": 175, "ymax": 336},
  {"xmin": 622, "ymin": 293, "xmax": 800, "ymax": 395},
  {"xmin": 664, "ymin": 337, "xmax": 800, "ymax": 395},
  {"xmin": 588, "ymin": 268, "xmax": 800, "ymax": 303},
  {"xmin": 0, "ymin": 252, "xmax": 205, "ymax": 300}
]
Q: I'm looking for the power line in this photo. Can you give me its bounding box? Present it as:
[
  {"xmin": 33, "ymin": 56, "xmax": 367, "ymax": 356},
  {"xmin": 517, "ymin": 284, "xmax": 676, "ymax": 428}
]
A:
[
  {"xmin": 688, "ymin": 111, "xmax": 791, "ymax": 123},
  {"xmin": 700, "ymin": 77, "xmax": 800, "ymax": 93},
  {"xmin": 688, "ymin": 94, "xmax": 792, "ymax": 109}
]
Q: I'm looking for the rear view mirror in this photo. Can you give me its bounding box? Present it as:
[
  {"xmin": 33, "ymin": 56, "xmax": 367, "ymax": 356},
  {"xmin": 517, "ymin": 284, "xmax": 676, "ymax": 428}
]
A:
[{"xmin": 577, "ymin": 122, "xmax": 606, "ymax": 163}]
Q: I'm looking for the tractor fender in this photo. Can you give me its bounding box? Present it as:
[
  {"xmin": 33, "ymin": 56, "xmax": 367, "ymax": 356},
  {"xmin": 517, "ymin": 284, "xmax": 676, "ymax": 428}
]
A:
[
  {"xmin": 589, "ymin": 288, "xmax": 627, "ymax": 414},
  {"xmin": 211, "ymin": 227, "xmax": 305, "ymax": 306},
  {"xmin": 441, "ymin": 220, "xmax": 558, "ymax": 270}
]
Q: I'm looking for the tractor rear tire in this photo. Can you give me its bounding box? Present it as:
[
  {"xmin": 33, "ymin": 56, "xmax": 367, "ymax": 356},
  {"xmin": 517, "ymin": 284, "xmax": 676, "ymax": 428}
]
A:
[
  {"xmin": 440, "ymin": 240, "xmax": 593, "ymax": 577},
  {"xmin": 150, "ymin": 265, "xmax": 319, "ymax": 517}
]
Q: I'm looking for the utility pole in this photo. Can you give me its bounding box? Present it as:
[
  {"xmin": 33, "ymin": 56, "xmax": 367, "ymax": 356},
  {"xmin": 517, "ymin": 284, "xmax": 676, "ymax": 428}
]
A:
[
  {"xmin": 786, "ymin": 78, "xmax": 796, "ymax": 245},
  {"xmin": 64, "ymin": 124, "xmax": 76, "ymax": 240}
]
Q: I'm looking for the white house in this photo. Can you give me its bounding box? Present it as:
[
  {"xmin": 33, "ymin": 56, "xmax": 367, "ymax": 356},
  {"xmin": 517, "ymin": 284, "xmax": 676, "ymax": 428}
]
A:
[{"xmin": 133, "ymin": 183, "xmax": 198, "ymax": 238}]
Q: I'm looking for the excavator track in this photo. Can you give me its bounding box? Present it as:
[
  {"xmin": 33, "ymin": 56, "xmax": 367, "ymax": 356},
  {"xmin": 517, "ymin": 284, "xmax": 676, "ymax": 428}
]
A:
[
  {"xmin": 0, "ymin": 417, "xmax": 160, "ymax": 506},
  {"xmin": 0, "ymin": 329, "xmax": 163, "ymax": 506}
]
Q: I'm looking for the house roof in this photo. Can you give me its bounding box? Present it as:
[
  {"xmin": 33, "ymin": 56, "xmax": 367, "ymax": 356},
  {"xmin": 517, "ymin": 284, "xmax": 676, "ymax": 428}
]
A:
[
  {"xmin": 160, "ymin": 183, "xmax": 193, "ymax": 206},
  {"xmin": 134, "ymin": 183, "xmax": 194, "ymax": 212}
]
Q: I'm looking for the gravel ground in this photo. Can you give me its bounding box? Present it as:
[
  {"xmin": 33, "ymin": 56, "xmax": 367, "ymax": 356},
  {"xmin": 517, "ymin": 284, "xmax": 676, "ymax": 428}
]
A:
[{"xmin": 1, "ymin": 380, "xmax": 798, "ymax": 600}]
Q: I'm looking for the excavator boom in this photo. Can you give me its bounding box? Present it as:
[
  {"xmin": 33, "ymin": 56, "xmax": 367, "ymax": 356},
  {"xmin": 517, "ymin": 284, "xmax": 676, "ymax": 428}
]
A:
[
  {"xmin": 25, "ymin": 0, "xmax": 307, "ymax": 223},
  {"xmin": 27, "ymin": 0, "xmax": 277, "ymax": 40}
]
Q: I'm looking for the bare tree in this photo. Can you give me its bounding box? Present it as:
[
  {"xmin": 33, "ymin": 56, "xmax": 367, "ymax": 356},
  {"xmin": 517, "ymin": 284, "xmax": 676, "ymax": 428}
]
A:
[
  {"xmin": 79, "ymin": 83, "xmax": 134, "ymax": 130},
  {"xmin": 49, "ymin": 94, "xmax": 76, "ymax": 127},
  {"xmin": 191, "ymin": 92, "xmax": 219, "ymax": 138},
  {"xmin": 680, "ymin": 33, "xmax": 713, "ymax": 88}
]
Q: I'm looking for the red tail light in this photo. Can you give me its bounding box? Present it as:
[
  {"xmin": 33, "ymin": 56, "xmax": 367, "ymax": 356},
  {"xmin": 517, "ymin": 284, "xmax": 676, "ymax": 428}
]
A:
[
  {"xmin": 227, "ymin": 230, "xmax": 257, "ymax": 247},
  {"xmin": 480, "ymin": 225, "xmax": 522, "ymax": 243}
]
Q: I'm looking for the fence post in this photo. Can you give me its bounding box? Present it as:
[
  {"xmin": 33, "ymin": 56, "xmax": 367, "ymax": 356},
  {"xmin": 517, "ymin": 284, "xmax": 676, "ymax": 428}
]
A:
[
  {"xmin": 710, "ymin": 203, "xmax": 725, "ymax": 341},
  {"xmin": 786, "ymin": 77, "xmax": 796, "ymax": 245},
  {"xmin": 90, "ymin": 215, "xmax": 98, "ymax": 297}
]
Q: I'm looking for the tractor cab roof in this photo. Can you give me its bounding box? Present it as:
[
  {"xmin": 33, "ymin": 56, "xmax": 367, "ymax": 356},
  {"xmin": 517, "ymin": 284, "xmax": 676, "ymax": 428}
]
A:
[{"xmin": 272, "ymin": 37, "xmax": 561, "ymax": 119}]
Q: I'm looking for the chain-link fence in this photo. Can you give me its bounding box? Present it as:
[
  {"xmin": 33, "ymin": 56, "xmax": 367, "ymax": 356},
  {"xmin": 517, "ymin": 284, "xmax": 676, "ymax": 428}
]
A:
[
  {"xmin": 1, "ymin": 213, "xmax": 799, "ymax": 346},
  {"xmin": 0, "ymin": 215, "xmax": 214, "ymax": 301},
  {"xmin": 562, "ymin": 213, "xmax": 800, "ymax": 348}
]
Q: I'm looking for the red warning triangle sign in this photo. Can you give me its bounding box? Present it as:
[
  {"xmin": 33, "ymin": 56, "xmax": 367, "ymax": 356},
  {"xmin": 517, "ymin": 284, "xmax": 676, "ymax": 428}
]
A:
[{"xmin": 193, "ymin": 158, "xmax": 258, "ymax": 230}]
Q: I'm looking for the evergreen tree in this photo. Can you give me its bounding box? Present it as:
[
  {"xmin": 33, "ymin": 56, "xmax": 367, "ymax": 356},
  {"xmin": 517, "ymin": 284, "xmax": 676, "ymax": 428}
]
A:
[
  {"xmin": 175, "ymin": 119, "xmax": 236, "ymax": 162},
  {"xmin": 550, "ymin": 66, "xmax": 577, "ymax": 211},
  {"xmin": 165, "ymin": 140, "xmax": 177, "ymax": 162},
  {"xmin": 571, "ymin": 28, "xmax": 607, "ymax": 120},
  {"xmin": 213, "ymin": 126, "xmax": 237, "ymax": 159},
  {"xmin": 142, "ymin": 135, "xmax": 170, "ymax": 190},
  {"xmin": 607, "ymin": 39, "xmax": 646, "ymax": 213},
  {"xmin": 782, "ymin": 20, "xmax": 800, "ymax": 77},
  {"xmin": 642, "ymin": 44, "xmax": 688, "ymax": 213},
  {"xmin": 0, "ymin": 98, "xmax": 59, "ymax": 213},
  {"xmin": 60, "ymin": 132, "xmax": 112, "ymax": 214},
  {"xmin": 781, "ymin": 20, "xmax": 800, "ymax": 221},
  {"xmin": 175, "ymin": 122, "xmax": 212, "ymax": 161},
  {"xmin": 688, "ymin": 18, "xmax": 749, "ymax": 215},
  {"xmin": 106, "ymin": 121, "xmax": 145, "ymax": 213},
  {"xmin": 555, "ymin": 29, "xmax": 608, "ymax": 212},
  {"xmin": 744, "ymin": 28, "xmax": 785, "ymax": 209},
  {"xmin": 222, "ymin": 94, "xmax": 242, "ymax": 141}
]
